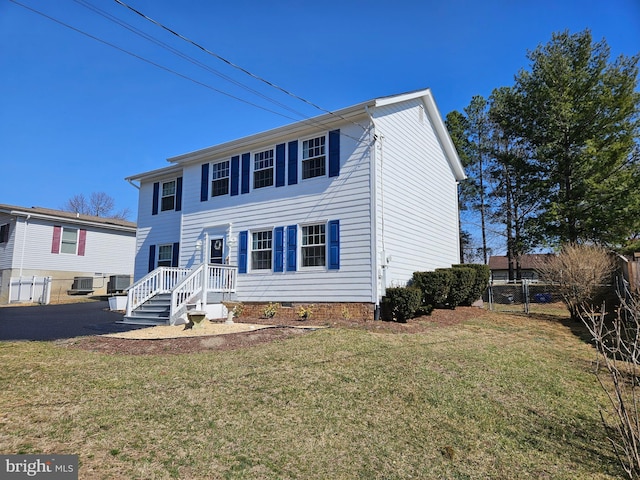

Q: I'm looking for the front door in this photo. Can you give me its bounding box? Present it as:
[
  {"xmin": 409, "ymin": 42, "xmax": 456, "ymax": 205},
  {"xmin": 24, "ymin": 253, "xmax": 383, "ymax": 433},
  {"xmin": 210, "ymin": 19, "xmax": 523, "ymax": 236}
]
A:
[{"xmin": 210, "ymin": 238, "xmax": 224, "ymax": 264}]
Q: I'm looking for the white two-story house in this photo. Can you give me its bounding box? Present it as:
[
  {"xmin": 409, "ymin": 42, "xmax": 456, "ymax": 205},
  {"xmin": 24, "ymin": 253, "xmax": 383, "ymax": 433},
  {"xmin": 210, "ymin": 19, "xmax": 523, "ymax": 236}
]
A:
[{"xmin": 124, "ymin": 89, "xmax": 465, "ymax": 324}]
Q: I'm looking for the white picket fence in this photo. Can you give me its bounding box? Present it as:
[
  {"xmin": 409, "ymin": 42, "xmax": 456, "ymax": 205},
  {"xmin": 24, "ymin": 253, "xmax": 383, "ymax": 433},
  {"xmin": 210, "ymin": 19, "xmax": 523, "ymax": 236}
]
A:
[{"xmin": 9, "ymin": 276, "xmax": 52, "ymax": 304}]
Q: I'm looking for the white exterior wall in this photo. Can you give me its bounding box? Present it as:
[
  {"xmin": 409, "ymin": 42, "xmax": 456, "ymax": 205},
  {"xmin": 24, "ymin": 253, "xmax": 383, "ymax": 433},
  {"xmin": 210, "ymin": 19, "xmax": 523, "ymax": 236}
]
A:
[
  {"xmin": 10, "ymin": 217, "xmax": 135, "ymax": 275},
  {"xmin": 133, "ymin": 173, "xmax": 183, "ymax": 277},
  {"xmin": 137, "ymin": 122, "xmax": 377, "ymax": 303},
  {"xmin": 0, "ymin": 212, "xmax": 17, "ymax": 271},
  {"xmin": 372, "ymin": 98, "xmax": 461, "ymax": 288}
]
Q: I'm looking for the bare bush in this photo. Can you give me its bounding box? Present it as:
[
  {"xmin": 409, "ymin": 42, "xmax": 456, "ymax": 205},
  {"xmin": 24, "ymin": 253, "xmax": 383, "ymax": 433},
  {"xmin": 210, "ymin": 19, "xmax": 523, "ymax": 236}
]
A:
[
  {"xmin": 581, "ymin": 296, "xmax": 640, "ymax": 479},
  {"xmin": 534, "ymin": 243, "xmax": 616, "ymax": 319}
]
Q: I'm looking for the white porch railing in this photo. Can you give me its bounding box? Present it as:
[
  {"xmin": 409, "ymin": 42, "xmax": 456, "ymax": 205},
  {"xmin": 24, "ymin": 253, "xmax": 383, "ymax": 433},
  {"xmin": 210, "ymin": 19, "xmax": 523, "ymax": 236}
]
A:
[
  {"xmin": 170, "ymin": 264, "xmax": 237, "ymax": 323},
  {"xmin": 126, "ymin": 267, "xmax": 190, "ymax": 316},
  {"xmin": 127, "ymin": 264, "xmax": 238, "ymax": 323}
]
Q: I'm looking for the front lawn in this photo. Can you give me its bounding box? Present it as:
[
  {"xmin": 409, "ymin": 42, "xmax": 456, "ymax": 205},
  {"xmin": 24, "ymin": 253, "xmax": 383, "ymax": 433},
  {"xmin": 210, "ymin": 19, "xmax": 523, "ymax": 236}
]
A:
[{"xmin": 0, "ymin": 310, "xmax": 620, "ymax": 479}]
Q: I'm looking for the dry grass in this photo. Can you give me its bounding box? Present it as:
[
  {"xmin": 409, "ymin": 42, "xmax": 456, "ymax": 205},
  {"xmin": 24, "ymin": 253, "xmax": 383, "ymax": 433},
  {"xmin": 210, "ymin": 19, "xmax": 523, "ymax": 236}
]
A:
[{"xmin": 0, "ymin": 310, "xmax": 622, "ymax": 479}]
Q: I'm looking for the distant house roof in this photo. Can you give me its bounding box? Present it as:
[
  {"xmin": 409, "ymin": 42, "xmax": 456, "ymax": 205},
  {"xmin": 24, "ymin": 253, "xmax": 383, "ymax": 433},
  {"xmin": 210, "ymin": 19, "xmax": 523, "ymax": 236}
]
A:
[
  {"xmin": 0, "ymin": 204, "xmax": 136, "ymax": 232},
  {"xmin": 488, "ymin": 254, "xmax": 555, "ymax": 271}
]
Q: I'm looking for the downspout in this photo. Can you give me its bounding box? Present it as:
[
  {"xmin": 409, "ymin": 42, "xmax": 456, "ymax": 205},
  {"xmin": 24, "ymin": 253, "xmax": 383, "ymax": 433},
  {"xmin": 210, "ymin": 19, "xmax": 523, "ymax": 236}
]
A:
[
  {"xmin": 126, "ymin": 179, "xmax": 140, "ymax": 190},
  {"xmin": 365, "ymin": 105, "xmax": 386, "ymax": 319},
  {"xmin": 19, "ymin": 214, "xmax": 30, "ymax": 277}
]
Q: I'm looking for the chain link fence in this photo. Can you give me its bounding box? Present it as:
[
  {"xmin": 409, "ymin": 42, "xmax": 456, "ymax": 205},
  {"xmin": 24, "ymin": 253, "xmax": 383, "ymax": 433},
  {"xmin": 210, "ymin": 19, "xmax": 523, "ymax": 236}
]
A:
[{"xmin": 487, "ymin": 281, "xmax": 564, "ymax": 314}]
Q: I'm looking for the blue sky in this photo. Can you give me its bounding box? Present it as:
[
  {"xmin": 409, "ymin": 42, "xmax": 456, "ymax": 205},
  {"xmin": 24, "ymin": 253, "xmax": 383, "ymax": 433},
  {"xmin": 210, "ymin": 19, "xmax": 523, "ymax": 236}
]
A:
[{"xmin": 1, "ymin": 0, "xmax": 639, "ymax": 228}]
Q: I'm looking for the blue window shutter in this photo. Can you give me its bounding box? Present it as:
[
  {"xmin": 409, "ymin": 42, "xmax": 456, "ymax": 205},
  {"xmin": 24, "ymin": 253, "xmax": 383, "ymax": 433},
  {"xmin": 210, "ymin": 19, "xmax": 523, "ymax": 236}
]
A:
[
  {"xmin": 172, "ymin": 242, "xmax": 180, "ymax": 267},
  {"xmin": 241, "ymin": 153, "xmax": 250, "ymax": 194},
  {"xmin": 275, "ymin": 143, "xmax": 286, "ymax": 187},
  {"xmin": 176, "ymin": 177, "xmax": 183, "ymax": 211},
  {"xmin": 200, "ymin": 164, "xmax": 209, "ymax": 201},
  {"xmin": 148, "ymin": 244, "xmax": 156, "ymax": 272},
  {"xmin": 231, "ymin": 155, "xmax": 240, "ymax": 196},
  {"xmin": 152, "ymin": 182, "xmax": 160, "ymax": 215},
  {"xmin": 286, "ymin": 225, "xmax": 297, "ymax": 271},
  {"xmin": 238, "ymin": 231, "xmax": 248, "ymax": 274},
  {"xmin": 274, "ymin": 227, "xmax": 284, "ymax": 272},
  {"xmin": 328, "ymin": 220, "xmax": 340, "ymax": 270},
  {"xmin": 329, "ymin": 129, "xmax": 340, "ymax": 177},
  {"xmin": 288, "ymin": 140, "xmax": 298, "ymax": 185}
]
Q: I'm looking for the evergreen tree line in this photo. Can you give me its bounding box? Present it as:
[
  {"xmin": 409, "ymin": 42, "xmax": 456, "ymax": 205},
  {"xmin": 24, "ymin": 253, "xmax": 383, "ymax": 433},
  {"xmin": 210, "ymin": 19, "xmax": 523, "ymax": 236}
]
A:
[{"xmin": 447, "ymin": 29, "xmax": 640, "ymax": 280}]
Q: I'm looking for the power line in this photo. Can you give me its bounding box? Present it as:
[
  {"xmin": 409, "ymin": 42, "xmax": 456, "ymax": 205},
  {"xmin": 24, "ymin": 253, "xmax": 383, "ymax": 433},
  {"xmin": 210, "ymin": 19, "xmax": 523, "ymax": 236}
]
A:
[
  {"xmin": 8, "ymin": 0, "xmax": 297, "ymax": 120},
  {"xmin": 8, "ymin": 0, "xmax": 368, "ymax": 142},
  {"xmin": 73, "ymin": 0, "xmax": 313, "ymax": 122},
  {"xmin": 112, "ymin": 0, "xmax": 370, "ymax": 132}
]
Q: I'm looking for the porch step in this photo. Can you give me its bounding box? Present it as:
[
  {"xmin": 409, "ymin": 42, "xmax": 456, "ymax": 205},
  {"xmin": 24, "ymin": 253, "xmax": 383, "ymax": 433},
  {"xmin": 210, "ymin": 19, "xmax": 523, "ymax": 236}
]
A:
[{"xmin": 120, "ymin": 293, "xmax": 171, "ymax": 326}]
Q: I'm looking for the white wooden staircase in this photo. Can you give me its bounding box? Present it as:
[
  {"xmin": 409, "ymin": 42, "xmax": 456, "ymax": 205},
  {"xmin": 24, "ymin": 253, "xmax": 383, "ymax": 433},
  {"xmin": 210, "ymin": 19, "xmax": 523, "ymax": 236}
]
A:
[{"xmin": 122, "ymin": 265, "xmax": 237, "ymax": 325}]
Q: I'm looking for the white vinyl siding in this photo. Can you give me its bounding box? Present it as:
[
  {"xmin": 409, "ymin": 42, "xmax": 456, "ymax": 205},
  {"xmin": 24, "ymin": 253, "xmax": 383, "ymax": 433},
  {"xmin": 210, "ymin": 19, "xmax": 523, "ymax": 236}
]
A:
[
  {"xmin": 172, "ymin": 122, "xmax": 375, "ymax": 303},
  {"xmin": 372, "ymin": 98, "xmax": 460, "ymax": 286},
  {"xmin": 7, "ymin": 217, "xmax": 134, "ymax": 274}
]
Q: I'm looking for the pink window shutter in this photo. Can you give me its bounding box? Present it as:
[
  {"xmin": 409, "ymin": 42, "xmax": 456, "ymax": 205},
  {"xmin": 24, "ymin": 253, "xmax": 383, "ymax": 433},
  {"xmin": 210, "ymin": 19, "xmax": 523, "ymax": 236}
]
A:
[
  {"xmin": 51, "ymin": 226, "xmax": 61, "ymax": 254},
  {"xmin": 78, "ymin": 229, "xmax": 87, "ymax": 256}
]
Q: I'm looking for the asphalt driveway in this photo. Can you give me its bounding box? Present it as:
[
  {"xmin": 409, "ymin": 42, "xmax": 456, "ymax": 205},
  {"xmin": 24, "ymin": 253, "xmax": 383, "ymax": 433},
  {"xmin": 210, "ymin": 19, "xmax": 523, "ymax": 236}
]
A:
[{"xmin": 0, "ymin": 300, "xmax": 145, "ymax": 341}]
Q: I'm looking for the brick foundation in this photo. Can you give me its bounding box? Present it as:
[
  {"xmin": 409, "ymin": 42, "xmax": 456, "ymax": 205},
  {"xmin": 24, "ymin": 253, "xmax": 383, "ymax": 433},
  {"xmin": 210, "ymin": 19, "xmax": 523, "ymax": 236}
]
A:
[{"xmin": 236, "ymin": 302, "xmax": 376, "ymax": 322}]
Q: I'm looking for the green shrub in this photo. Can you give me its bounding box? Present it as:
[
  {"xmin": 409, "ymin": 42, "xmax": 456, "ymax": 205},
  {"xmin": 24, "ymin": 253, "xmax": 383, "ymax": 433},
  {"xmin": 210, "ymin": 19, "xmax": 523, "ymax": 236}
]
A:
[
  {"xmin": 442, "ymin": 267, "xmax": 476, "ymax": 309},
  {"xmin": 453, "ymin": 264, "xmax": 490, "ymax": 305},
  {"xmin": 381, "ymin": 287, "xmax": 422, "ymax": 322},
  {"xmin": 411, "ymin": 270, "xmax": 453, "ymax": 307}
]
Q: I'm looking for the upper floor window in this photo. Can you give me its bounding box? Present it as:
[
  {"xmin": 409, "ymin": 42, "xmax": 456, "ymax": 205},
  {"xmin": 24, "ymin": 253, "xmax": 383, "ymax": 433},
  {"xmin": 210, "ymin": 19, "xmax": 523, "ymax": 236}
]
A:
[
  {"xmin": 254, "ymin": 149, "xmax": 274, "ymax": 189},
  {"xmin": 212, "ymin": 160, "xmax": 230, "ymax": 197},
  {"xmin": 302, "ymin": 136, "xmax": 326, "ymax": 180},
  {"xmin": 157, "ymin": 244, "xmax": 174, "ymax": 267},
  {"xmin": 60, "ymin": 228, "xmax": 78, "ymax": 254},
  {"xmin": 251, "ymin": 230, "xmax": 273, "ymax": 270},
  {"xmin": 161, "ymin": 180, "xmax": 176, "ymax": 211},
  {"xmin": 0, "ymin": 223, "xmax": 9, "ymax": 243},
  {"xmin": 301, "ymin": 223, "xmax": 326, "ymax": 267}
]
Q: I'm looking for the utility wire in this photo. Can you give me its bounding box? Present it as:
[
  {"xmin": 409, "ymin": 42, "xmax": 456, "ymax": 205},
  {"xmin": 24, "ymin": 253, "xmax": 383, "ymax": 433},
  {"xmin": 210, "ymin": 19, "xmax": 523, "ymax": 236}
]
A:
[
  {"xmin": 8, "ymin": 0, "xmax": 297, "ymax": 121},
  {"xmin": 73, "ymin": 0, "xmax": 312, "ymax": 121},
  {"xmin": 113, "ymin": 0, "xmax": 370, "ymax": 132},
  {"xmin": 9, "ymin": 0, "xmax": 368, "ymax": 142}
]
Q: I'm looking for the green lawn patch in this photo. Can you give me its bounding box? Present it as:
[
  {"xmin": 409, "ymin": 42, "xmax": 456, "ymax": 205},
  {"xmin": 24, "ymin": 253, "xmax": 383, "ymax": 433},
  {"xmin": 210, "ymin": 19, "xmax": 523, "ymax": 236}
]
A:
[{"xmin": 0, "ymin": 311, "xmax": 621, "ymax": 479}]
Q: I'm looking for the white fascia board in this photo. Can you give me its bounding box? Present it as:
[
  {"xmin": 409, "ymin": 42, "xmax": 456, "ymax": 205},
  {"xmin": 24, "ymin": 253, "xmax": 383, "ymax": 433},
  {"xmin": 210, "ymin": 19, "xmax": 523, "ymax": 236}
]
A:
[
  {"xmin": 166, "ymin": 103, "xmax": 373, "ymax": 166},
  {"xmin": 125, "ymin": 165, "xmax": 184, "ymax": 184},
  {"xmin": 9, "ymin": 210, "xmax": 136, "ymax": 233}
]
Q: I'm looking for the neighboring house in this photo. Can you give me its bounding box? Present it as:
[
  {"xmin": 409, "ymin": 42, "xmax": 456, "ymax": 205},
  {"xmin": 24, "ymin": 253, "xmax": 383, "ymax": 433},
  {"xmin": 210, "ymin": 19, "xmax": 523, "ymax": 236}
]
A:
[
  {"xmin": 0, "ymin": 204, "xmax": 136, "ymax": 304},
  {"xmin": 125, "ymin": 88, "xmax": 466, "ymax": 324},
  {"xmin": 488, "ymin": 254, "xmax": 554, "ymax": 282}
]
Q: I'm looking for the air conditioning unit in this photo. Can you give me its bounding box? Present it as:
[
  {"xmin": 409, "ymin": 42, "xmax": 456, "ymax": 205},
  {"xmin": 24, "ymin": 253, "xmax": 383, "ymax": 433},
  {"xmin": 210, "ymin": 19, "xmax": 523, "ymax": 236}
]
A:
[
  {"xmin": 68, "ymin": 276, "xmax": 94, "ymax": 295},
  {"xmin": 107, "ymin": 275, "xmax": 132, "ymax": 294}
]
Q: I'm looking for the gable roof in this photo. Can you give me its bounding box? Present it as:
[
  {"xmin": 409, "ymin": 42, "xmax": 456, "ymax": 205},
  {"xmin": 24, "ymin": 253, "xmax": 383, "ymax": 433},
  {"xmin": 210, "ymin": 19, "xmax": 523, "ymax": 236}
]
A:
[
  {"xmin": 126, "ymin": 88, "xmax": 466, "ymax": 183},
  {"xmin": 0, "ymin": 204, "xmax": 136, "ymax": 232},
  {"xmin": 488, "ymin": 254, "xmax": 555, "ymax": 270}
]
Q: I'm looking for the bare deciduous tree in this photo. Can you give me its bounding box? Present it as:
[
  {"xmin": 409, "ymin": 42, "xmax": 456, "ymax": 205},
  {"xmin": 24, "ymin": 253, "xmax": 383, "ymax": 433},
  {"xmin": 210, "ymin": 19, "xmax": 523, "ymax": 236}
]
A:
[
  {"xmin": 581, "ymin": 295, "xmax": 640, "ymax": 479},
  {"xmin": 62, "ymin": 192, "xmax": 131, "ymax": 220},
  {"xmin": 534, "ymin": 243, "xmax": 616, "ymax": 320}
]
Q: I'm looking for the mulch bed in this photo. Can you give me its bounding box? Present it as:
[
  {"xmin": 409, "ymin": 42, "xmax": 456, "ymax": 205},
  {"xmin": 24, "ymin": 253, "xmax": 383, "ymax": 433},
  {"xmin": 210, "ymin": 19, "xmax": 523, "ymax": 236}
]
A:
[{"xmin": 65, "ymin": 307, "xmax": 488, "ymax": 355}]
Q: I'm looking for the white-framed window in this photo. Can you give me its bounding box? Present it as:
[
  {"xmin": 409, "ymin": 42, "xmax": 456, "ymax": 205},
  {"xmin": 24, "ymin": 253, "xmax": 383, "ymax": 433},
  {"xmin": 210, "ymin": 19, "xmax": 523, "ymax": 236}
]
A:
[
  {"xmin": 211, "ymin": 160, "xmax": 230, "ymax": 197},
  {"xmin": 302, "ymin": 135, "xmax": 326, "ymax": 180},
  {"xmin": 157, "ymin": 244, "xmax": 173, "ymax": 267},
  {"xmin": 60, "ymin": 227, "xmax": 78, "ymax": 254},
  {"xmin": 254, "ymin": 148, "xmax": 274, "ymax": 189},
  {"xmin": 161, "ymin": 180, "xmax": 176, "ymax": 211},
  {"xmin": 301, "ymin": 223, "xmax": 326, "ymax": 267},
  {"xmin": 251, "ymin": 230, "xmax": 273, "ymax": 270}
]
